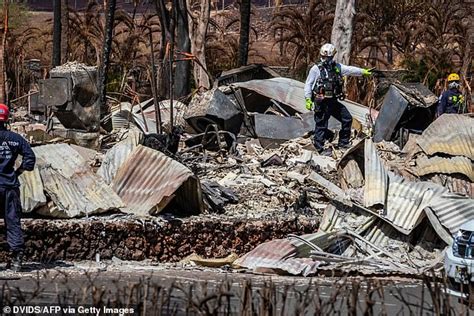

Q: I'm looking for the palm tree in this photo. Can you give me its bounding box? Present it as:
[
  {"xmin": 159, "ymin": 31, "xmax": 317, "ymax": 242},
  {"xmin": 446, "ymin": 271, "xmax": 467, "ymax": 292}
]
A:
[
  {"xmin": 271, "ymin": 1, "xmax": 334, "ymax": 78},
  {"xmin": 205, "ymin": 9, "xmax": 262, "ymax": 76}
]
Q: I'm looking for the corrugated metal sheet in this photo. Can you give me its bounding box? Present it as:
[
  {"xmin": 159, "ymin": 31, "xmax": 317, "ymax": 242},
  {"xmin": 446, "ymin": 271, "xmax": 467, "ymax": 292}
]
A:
[
  {"xmin": 70, "ymin": 144, "xmax": 98, "ymax": 163},
  {"xmin": 363, "ymin": 221, "xmax": 408, "ymax": 248},
  {"xmin": 233, "ymin": 239, "xmax": 323, "ymax": 276},
  {"xmin": 394, "ymin": 83, "xmax": 438, "ymax": 107},
  {"xmin": 144, "ymin": 100, "xmax": 186, "ymax": 132},
  {"xmin": 361, "ymin": 138, "xmax": 473, "ymax": 238},
  {"xmin": 416, "ymin": 114, "xmax": 474, "ymax": 160},
  {"xmin": 111, "ymin": 145, "xmax": 203, "ymax": 215},
  {"xmin": 428, "ymin": 193, "xmax": 474, "ymax": 236},
  {"xmin": 426, "ymin": 174, "xmax": 473, "ymax": 198},
  {"xmin": 233, "ymin": 78, "xmax": 306, "ymax": 113},
  {"xmin": 384, "ymin": 180, "xmax": 447, "ymax": 234},
  {"xmin": 340, "ymin": 99, "xmax": 372, "ymax": 128},
  {"xmin": 232, "ymin": 78, "xmax": 371, "ymax": 127},
  {"xmin": 19, "ymin": 168, "xmax": 46, "ymax": 213},
  {"xmin": 97, "ymin": 129, "xmax": 142, "ymax": 184},
  {"xmin": 33, "ymin": 144, "xmax": 124, "ymax": 218},
  {"xmin": 111, "ymin": 100, "xmax": 186, "ymax": 134},
  {"xmin": 414, "ymin": 155, "xmax": 474, "ymax": 181},
  {"xmin": 364, "ymin": 139, "xmax": 388, "ymax": 207},
  {"xmin": 34, "ymin": 143, "xmax": 89, "ymax": 177}
]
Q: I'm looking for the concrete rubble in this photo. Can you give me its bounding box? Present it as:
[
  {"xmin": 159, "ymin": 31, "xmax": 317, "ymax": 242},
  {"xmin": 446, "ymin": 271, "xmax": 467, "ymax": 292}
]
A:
[{"xmin": 13, "ymin": 65, "xmax": 473, "ymax": 277}]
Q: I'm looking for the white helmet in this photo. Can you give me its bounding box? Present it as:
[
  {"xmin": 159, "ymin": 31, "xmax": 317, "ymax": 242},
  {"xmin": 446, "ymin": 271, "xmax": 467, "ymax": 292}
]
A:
[{"xmin": 320, "ymin": 43, "xmax": 337, "ymax": 57}]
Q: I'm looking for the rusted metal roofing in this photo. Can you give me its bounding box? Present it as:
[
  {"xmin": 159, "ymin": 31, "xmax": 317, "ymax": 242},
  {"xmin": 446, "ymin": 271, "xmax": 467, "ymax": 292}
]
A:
[
  {"xmin": 363, "ymin": 139, "xmax": 388, "ymax": 207},
  {"xmin": 414, "ymin": 155, "xmax": 474, "ymax": 182},
  {"xmin": 426, "ymin": 174, "xmax": 473, "ymax": 198},
  {"xmin": 97, "ymin": 129, "xmax": 142, "ymax": 185},
  {"xmin": 416, "ymin": 114, "xmax": 474, "ymax": 160},
  {"xmin": 33, "ymin": 144, "xmax": 124, "ymax": 218},
  {"xmin": 233, "ymin": 238, "xmax": 323, "ymax": 276},
  {"xmin": 19, "ymin": 168, "xmax": 46, "ymax": 213},
  {"xmin": 111, "ymin": 145, "xmax": 204, "ymax": 216}
]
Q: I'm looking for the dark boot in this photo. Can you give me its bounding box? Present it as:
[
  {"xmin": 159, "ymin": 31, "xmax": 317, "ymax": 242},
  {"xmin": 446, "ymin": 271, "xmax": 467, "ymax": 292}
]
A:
[
  {"xmin": 7, "ymin": 251, "xmax": 23, "ymax": 272},
  {"xmin": 337, "ymin": 142, "xmax": 352, "ymax": 150},
  {"xmin": 318, "ymin": 148, "xmax": 333, "ymax": 157}
]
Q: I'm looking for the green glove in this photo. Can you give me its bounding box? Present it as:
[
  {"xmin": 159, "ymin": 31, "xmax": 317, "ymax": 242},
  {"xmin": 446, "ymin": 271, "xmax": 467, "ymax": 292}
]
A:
[
  {"xmin": 305, "ymin": 98, "xmax": 314, "ymax": 111},
  {"xmin": 362, "ymin": 68, "xmax": 373, "ymax": 77}
]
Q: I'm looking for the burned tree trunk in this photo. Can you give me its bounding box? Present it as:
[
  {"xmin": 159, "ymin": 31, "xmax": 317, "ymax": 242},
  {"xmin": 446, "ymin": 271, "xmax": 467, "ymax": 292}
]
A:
[
  {"xmin": 53, "ymin": 0, "xmax": 61, "ymax": 67},
  {"xmin": 238, "ymin": 0, "xmax": 251, "ymax": 66},
  {"xmin": 331, "ymin": 0, "xmax": 355, "ymax": 64},
  {"xmin": 98, "ymin": 0, "xmax": 117, "ymax": 114},
  {"xmin": 187, "ymin": 0, "xmax": 211, "ymax": 89},
  {"xmin": 60, "ymin": 0, "xmax": 69, "ymax": 64},
  {"xmin": 0, "ymin": 0, "xmax": 7, "ymax": 104},
  {"xmin": 460, "ymin": 33, "xmax": 473, "ymax": 112},
  {"xmin": 174, "ymin": 0, "xmax": 191, "ymax": 98},
  {"xmin": 155, "ymin": 0, "xmax": 171, "ymax": 98}
]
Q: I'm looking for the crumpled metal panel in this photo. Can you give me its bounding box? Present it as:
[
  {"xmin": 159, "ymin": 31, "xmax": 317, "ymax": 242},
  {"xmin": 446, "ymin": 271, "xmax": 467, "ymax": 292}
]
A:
[
  {"xmin": 253, "ymin": 112, "xmax": 314, "ymax": 147},
  {"xmin": 364, "ymin": 139, "xmax": 388, "ymax": 207},
  {"xmin": 232, "ymin": 77, "xmax": 371, "ymax": 126},
  {"xmin": 97, "ymin": 129, "xmax": 142, "ymax": 185},
  {"xmin": 111, "ymin": 145, "xmax": 204, "ymax": 216},
  {"xmin": 414, "ymin": 155, "xmax": 474, "ymax": 182},
  {"xmin": 111, "ymin": 99, "xmax": 186, "ymax": 134},
  {"xmin": 394, "ymin": 83, "xmax": 438, "ymax": 108},
  {"xmin": 362, "ymin": 138, "xmax": 473, "ymax": 238},
  {"xmin": 184, "ymin": 88, "xmax": 243, "ymax": 134},
  {"xmin": 217, "ymin": 64, "xmax": 280, "ymax": 86},
  {"xmin": 428, "ymin": 193, "xmax": 474, "ymax": 237},
  {"xmin": 18, "ymin": 168, "xmax": 46, "ymax": 213},
  {"xmin": 426, "ymin": 174, "xmax": 473, "ymax": 198},
  {"xmin": 384, "ymin": 179, "xmax": 447, "ymax": 234},
  {"xmin": 33, "ymin": 144, "xmax": 124, "ymax": 218},
  {"xmin": 233, "ymin": 238, "xmax": 323, "ymax": 276},
  {"xmin": 373, "ymin": 85, "xmax": 409, "ymax": 142},
  {"xmin": 33, "ymin": 143, "xmax": 89, "ymax": 177},
  {"xmin": 416, "ymin": 114, "xmax": 474, "ymax": 160},
  {"xmin": 233, "ymin": 78, "xmax": 307, "ymax": 113},
  {"xmin": 144, "ymin": 100, "xmax": 186, "ymax": 132},
  {"xmin": 37, "ymin": 166, "xmax": 124, "ymax": 218}
]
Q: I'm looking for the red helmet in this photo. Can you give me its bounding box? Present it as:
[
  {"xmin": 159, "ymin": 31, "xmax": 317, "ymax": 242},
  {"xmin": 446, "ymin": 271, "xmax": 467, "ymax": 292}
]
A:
[{"xmin": 0, "ymin": 103, "xmax": 9, "ymax": 122}]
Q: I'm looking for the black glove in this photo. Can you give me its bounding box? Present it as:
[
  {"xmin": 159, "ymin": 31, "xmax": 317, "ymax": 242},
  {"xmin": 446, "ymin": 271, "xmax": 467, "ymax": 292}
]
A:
[{"xmin": 15, "ymin": 168, "xmax": 24, "ymax": 177}]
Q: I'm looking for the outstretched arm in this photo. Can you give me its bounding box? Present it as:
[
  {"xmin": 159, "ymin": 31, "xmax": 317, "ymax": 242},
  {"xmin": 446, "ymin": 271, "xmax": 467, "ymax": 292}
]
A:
[{"xmin": 340, "ymin": 64, "xmax": 364, "ymax": 77}]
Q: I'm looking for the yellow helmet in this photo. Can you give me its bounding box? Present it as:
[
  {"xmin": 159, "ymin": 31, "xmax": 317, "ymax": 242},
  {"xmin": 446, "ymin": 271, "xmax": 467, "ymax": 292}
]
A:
[{"xmin": 447, "ymin": 73, "xmax": 460, "ymax": 82}]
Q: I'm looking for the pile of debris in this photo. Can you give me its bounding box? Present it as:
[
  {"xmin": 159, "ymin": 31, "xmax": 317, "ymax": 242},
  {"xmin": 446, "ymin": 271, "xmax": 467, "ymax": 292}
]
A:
[
  {"xmin": 19, "ymin": 129, "xmax": 203, "ymax": 218},
  {"xmin": 232, "ymin": 126, "xmax": 473, "ymax": 277},
  {"xmin": 15, "ymin": 62, "xmax": 474, "ymax": 276}
]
